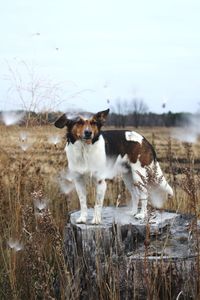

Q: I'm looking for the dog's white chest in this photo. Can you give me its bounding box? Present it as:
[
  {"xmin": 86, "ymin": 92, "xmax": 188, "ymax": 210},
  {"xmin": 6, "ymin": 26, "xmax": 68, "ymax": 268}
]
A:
[{"xmin": 65, "ymin": 135, "xmax": 106, "ymax": 175}]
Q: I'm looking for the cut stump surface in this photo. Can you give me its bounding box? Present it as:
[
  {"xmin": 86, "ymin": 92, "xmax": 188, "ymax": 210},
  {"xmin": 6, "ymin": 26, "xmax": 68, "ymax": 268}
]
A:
[{"xmin": 65, "ymin": 206, "xmax": 199, "ymax": 299}]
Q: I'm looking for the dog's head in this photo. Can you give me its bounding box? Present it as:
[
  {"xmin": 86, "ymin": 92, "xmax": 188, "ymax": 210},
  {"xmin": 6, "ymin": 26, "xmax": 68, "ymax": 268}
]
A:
[{"xmin": 54, "ymin": 109, "xmax": 109, "ymax": 144}]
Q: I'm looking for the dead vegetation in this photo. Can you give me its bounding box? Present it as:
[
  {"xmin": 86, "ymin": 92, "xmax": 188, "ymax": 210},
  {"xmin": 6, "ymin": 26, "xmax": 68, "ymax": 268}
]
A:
[{"xmin": 0, "ymin": 124, "xmax": 200, "ymax": 299}]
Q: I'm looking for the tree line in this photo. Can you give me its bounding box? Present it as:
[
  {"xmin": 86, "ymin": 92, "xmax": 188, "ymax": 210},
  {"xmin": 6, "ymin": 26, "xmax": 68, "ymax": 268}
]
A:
[
  {"xmin": 0, "ymin": 109, "xmax": 198, "ymax": 128},
  {"xmin": 107, "ymin": 98, "xmax": 199, "ymax": 127},
  {"xmin": 107, "ymin": 111, "xmax": 196, "ymax": 127}
]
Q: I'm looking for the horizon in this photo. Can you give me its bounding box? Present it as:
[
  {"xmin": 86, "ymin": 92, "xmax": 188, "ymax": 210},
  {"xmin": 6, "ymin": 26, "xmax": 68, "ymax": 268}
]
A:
[{"xmin": 0, "ymin": 107, "xmax": 199, "ymax": 115}]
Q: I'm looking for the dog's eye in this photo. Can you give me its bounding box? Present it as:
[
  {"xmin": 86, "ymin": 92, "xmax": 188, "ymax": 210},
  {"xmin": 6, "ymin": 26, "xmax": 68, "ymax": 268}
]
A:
[
  {"xmin": 77, "ymin": 119, "xmax": 85, "ymax": 125},
  {"xmin": 90, "ymin": 120, "xmax": 97, "ymax": 126}
]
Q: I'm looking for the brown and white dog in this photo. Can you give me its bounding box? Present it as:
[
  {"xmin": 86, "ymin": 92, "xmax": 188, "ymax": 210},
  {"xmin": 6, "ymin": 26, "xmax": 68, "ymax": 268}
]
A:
[{"xmin": 55, "ymin": 109, "xmax": 173, "ymax": 224}]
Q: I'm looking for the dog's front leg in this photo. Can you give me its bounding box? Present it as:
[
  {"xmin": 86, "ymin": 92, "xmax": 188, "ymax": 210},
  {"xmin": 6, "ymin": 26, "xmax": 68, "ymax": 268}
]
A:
[
  {"xmin": 74, "ymin": 175, "xmax": 87, "ymax": 224},
  {"xmin": 92, "ymin": 179, "xmax": 107, "ymax": 224}
]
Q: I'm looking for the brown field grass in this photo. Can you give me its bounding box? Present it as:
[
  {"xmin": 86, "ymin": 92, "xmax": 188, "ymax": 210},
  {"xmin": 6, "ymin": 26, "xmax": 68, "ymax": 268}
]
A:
[{"xmin": 0, "ymin": 124, "xmax": 200, "ymax": 299}]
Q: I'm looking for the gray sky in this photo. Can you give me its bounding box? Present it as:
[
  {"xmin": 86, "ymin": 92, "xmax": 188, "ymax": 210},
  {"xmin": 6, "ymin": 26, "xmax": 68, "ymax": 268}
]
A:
[{"xmin": 1, "ymin": 0, "xmax": 200, "ymax": 113}]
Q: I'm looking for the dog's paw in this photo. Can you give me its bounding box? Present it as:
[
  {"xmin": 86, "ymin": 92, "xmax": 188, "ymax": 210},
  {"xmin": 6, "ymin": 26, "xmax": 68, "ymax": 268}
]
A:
[
  {"xmin": 91, "ymin": 205, "xmax": 102, "ymax": 224},
  {"xmin": 134, "ymin": 212, "xmax": 146, "ymax": 220},
  {"xmin": 91, "ymin": 215, "xmax": 101, "ymax": 225},
  {"xmin": 128, "ymin": 208, "xmax": 138, "ymax": 216},
  {"xmin": 76, "ymin": 215, "xmax": 87, "ymax": 224}
]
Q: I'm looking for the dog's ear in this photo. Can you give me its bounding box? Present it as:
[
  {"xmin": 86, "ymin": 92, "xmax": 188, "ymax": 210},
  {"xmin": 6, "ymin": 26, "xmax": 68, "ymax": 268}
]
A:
[
  {"xmin": 54, "ymin": 114, "xmax": 72, "ymax": 128},
  {"xmin": 94, "ymin": 109, "xmax": 109, "ymax": 125}
]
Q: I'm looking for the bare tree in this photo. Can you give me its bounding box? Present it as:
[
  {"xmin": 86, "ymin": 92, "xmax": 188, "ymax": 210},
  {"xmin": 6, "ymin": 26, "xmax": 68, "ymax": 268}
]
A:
[
  {"xmin": 4, "ymin": 60, "xmax": 66, "ymax": 126},
  {"xmin": 129, "ymin": 98, "xmax": 148, "ymax": 127},
  {"xmin": 112, "ymin": 98, "xmax": 129, "ymax": 127}
]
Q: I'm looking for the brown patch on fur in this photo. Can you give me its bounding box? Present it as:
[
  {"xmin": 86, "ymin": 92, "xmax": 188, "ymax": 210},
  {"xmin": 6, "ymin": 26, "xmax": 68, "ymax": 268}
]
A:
[
  {"xmin": 55, "ymin": 109, "xmax": 110, "ymax": 144},
  {"xmin": 127, "ymin": 140, "xmax": 154, "ymax": 167},
  {"xmin": 102, "ymin": 131, "xmax": 156, "ymax": 167},
  {"xmin": 71, "ymin": 123, "xmax": 84, "ymax": 140},
  {"xmin": 126, "ymin": 143, "xmax": 141, "ymax": 164},
  {"xmin": 71, "ymin": 117, "xmax": 100, "ymax": 142},
  {"xmin": 139, "ymin": 140, "xmax": 155, "ymax": 167},
  {"xmin": 90, "ymin": 119, "xmax": 100, "ymax": 137}
]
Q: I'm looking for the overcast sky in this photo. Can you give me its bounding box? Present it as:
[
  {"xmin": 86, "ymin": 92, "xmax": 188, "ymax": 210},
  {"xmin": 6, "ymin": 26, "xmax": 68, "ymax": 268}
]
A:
[{"xmin": 0, "ymin": 0, "xmax": 200, "ymax": 113}]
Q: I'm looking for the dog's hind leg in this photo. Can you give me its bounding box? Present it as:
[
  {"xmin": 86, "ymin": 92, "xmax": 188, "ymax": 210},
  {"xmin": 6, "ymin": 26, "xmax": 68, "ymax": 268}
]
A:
[
  {"xmin": 122, "ymin": 172, "xmax": 140, "ymax": 215},
  {"xmin": 131, "ymin": 162, "xmax": 149, "ymax": 220},
  {"xmin": 123, "ymin": 161, "xmax": 149, "ymax": 220},
  {"xmin": 123, "ymin": 172, "xmax": 148, "ymax": 219},
  {"xmin": 74, "ymin": 175, "xmax": 88, "ymax": 224},
  {"xmin": 91, "ymin": 179, "xmax": 107, "ymax": 224}
]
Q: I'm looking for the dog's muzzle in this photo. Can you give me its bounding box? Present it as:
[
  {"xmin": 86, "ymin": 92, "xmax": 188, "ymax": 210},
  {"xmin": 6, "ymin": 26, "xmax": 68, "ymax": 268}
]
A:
[
  {"xmin": 83, "ymin": 130, "xmax": 92, "ymax": 139},
  {"xmin": 83, "ymin": 130, "xmax": 93, "ymax": 143}
]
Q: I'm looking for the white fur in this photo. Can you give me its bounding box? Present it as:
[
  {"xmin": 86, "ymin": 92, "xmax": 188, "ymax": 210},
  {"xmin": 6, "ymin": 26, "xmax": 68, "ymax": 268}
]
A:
[
  {"xmin": 65, "ymin": 135, "xmax": 107, "ymax": 224},
  {"xmin": 122, "ymin": 158, "xmax": 173, "ymax": 220},
  {"xmin": 122, "ymin": 158, "xmax": 149, "ymax": 219},
  {"xmin": 65, "ymin": 135, "xmax": 106, "ymax": 175},
  {"xmin": 66, "ymin": 134, "xmax": 173, "ymax": 224},
  {"xmin": 125, "ymin": 131, "xmax": 143, "ymax": 144}
]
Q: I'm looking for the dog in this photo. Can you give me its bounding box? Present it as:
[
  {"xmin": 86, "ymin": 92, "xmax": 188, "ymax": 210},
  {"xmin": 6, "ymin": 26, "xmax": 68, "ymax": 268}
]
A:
[{"xmin": 55, "ymin": 109, "xmax": 173, "ymax": 224}]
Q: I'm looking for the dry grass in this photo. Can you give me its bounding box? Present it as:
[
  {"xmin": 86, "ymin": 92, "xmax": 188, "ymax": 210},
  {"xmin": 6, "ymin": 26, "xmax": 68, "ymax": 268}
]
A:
[{"xmin": 0, "ymin": 124, "xmax": 200, "ymax": 299}]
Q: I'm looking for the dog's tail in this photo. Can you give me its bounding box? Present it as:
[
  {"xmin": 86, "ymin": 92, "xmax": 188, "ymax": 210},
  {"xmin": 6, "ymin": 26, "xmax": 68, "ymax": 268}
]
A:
[
  {"xmin": 150, "ymin": 162, "xmax": 173, "ymax": 208},
  {"xmin": 156, "ymin": 162, "xmax": 173, "ymax": 196}
]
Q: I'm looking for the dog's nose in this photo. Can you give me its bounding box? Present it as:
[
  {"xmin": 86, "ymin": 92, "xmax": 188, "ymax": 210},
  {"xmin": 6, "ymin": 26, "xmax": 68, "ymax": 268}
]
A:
[{"xmin": 84, "ymin": 130, "xmax": 92, "ymax": 139}]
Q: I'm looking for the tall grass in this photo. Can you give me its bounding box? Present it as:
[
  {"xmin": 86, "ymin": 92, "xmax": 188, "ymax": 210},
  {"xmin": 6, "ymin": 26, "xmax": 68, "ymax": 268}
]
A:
[{"xmin": 0, "ymin": 125, "xmax": 200, "ymax": 299}]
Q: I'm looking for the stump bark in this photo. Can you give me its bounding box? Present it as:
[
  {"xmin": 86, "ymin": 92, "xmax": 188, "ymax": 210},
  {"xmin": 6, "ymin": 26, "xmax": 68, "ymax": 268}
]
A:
[{"xmin": 64, "ymin": 206, "xmax": 199, "ymax": 299}]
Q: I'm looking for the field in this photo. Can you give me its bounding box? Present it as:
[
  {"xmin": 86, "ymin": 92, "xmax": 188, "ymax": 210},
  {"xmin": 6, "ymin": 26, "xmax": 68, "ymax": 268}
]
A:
[{"xmin": 0, "ymin": 124, "xmax": 200, "ymax": 299}]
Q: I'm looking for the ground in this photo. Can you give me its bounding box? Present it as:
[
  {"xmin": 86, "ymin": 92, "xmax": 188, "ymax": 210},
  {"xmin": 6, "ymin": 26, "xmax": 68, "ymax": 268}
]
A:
[{"xmin": 0, "ymin": 124, "xmax": 200, "ymax": 299}]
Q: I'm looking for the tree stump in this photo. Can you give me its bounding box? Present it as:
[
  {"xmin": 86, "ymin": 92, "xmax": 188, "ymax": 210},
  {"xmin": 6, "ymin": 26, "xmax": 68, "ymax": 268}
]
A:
[{"xmin": 64, "ymin": 206, "xmax": 199, "ymax": 299}]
